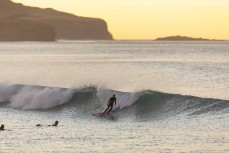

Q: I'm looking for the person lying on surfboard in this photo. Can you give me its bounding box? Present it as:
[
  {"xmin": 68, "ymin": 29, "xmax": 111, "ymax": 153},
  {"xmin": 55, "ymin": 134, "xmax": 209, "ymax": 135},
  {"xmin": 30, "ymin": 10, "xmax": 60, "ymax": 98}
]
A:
[
  {"xmin": 103, "ymin": 94, "xmax": 117, "ymax": 115},
  {"xmin": 49, "ymin": 121, "xmax": 59, "ymax": 126}
]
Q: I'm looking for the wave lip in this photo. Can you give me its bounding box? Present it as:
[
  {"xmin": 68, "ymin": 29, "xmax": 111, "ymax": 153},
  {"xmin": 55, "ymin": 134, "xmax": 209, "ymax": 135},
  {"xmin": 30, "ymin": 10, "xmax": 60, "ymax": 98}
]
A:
[{"xmin": 0, "ymin": 83, "xmax": 229, "ymax": 118}]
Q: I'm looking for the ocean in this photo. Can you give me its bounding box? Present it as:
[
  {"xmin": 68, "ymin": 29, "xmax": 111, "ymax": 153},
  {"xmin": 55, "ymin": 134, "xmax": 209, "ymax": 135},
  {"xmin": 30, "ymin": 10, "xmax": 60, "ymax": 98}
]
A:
[{"xmin": 0, "ymin": 41, "xmax": 229, "ymax": 152}]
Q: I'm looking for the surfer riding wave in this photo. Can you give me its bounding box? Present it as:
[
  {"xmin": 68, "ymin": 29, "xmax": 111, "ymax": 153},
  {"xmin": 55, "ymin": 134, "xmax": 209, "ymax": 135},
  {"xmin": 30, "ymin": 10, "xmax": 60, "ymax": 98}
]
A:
[{"xmin": 103, "ymin": 94, "xmax": 116, "ymax": 115}]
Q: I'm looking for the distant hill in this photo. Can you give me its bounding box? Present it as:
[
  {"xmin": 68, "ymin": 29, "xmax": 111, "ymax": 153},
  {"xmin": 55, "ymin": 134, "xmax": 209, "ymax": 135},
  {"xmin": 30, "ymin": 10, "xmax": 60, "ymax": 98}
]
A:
[
  {"xmin": 155, "ymin": 35, "xmax": 220, "ymax": 41},
  {"xmin": 0, "ymin": 20, "xmax": 55, "ymax": 41},
  {"xmin": 0, "ymin": 0, "xmax": 113, "ymax": 41}
]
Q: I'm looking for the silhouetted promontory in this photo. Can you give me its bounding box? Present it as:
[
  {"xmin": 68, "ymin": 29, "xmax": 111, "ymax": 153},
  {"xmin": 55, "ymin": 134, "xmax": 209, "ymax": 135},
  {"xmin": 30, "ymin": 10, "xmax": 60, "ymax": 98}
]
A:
[
  {"xmin": 0, "ymin": 20, "xmax": 55, "ymax": 41},
  {"xmin": 155, "ymin": 35, "xmax": 220, "ymax": 41},
  {"xmin": 0, "ymin": 0, "xmax": 113, "ymax": 41}
]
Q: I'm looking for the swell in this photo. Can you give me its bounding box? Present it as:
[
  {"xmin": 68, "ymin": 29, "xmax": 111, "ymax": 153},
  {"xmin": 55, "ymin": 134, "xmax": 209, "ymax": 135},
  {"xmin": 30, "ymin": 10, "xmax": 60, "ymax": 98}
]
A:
[
  {"xmin": 0, "ymin": 83, "xmax": 229, "ymax": 117},
  {"xmin": 130, "ymin": 91, "xmax": 229, "ymax": 119}
]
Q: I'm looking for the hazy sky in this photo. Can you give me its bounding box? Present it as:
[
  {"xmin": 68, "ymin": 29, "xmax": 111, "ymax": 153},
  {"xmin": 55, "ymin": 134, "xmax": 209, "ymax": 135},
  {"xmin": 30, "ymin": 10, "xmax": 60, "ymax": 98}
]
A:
[{"xmin": 12, "ymin": 0, "xmax": 229, "ymax": 40}]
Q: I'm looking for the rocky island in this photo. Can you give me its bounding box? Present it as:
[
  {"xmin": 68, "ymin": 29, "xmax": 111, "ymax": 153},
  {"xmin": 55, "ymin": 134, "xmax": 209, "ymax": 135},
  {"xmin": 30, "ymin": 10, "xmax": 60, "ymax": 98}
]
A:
[
  {"xmin": 0, "ymin": 0, "xmax": 113, "ymax": 41},
  {"xmin": 155, "ymin": 35, "xmax": 219, "ymax": 41}
]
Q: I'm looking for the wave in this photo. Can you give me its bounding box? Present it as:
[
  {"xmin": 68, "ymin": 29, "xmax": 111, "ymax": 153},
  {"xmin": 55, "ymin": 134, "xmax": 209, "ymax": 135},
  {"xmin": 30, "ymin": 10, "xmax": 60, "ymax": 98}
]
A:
[
  {"xmin": 0, "ymin": 83, "xmax": 229, "ymax": 117},
  {"xmin": 0, "ymin": 83, "xmax": 72, "ymax": 109}
]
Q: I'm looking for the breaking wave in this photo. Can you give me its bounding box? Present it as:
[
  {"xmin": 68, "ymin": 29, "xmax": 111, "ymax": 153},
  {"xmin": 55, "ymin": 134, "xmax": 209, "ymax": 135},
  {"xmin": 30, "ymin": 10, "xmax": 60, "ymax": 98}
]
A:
[{"xmin": 0, "ymin": 83, "xmax": 229, "ymax": 118}]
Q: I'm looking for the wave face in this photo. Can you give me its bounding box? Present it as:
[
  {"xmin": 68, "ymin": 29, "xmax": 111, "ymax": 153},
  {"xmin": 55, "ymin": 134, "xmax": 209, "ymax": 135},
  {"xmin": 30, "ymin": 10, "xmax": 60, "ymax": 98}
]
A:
[{"xmin": 0, "ymin": 83, "xmax": 229, "ymax": 118}]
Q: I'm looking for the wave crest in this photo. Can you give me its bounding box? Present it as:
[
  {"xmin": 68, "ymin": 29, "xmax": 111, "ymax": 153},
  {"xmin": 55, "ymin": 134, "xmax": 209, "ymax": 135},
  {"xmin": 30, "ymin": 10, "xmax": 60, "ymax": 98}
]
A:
[
  {"xmin": 11, "ymin": 87, "xmax": 72, "ymax": 109},
  {"xmin": 0, "ymin": 83, "xmax": 229, "ymax": 117}
]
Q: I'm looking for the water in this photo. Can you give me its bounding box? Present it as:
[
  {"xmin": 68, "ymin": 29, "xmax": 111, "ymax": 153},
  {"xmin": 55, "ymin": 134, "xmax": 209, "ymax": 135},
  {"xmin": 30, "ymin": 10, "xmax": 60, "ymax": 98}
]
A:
[{"xmin": 0, "ymin": 41, "xmax": 229, "ymax": 152}]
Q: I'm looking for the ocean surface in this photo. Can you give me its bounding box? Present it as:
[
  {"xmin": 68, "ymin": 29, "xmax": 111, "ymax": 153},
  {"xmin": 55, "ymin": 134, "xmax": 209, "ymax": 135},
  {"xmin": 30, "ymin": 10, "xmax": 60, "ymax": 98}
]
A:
[{"xmin": 0, "ymin": 41, "xmax": 229, "ymax": 152}]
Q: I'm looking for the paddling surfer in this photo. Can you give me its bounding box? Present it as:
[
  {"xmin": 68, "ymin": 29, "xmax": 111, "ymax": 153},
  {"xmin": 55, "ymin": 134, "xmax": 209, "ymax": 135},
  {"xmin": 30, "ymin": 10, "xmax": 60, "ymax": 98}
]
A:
[
  {"xmin": 49, "ymin": 121, "xmax": 58, "ymax": 126},
  {"xmin": 103, "ymin": 94, "xmax": 116, "ymax": 115},
  {"xmin": 36, "ymin": 121, "xmax": 59, "ymax": 127},
  {"xmin": 0, "ymin": 124, "xmax": 5, "ymax": 130}
]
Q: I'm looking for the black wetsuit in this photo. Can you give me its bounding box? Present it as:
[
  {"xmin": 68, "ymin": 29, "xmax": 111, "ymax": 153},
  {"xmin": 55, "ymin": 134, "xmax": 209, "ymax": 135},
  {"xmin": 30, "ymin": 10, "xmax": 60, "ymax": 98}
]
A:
[
  {"xmin": 103, "ymin": 96, "xmax": 116, "ymax": 114},
  {"xmin": 0, "ymin": 125, "xmax": 4, "ymax": 130}
]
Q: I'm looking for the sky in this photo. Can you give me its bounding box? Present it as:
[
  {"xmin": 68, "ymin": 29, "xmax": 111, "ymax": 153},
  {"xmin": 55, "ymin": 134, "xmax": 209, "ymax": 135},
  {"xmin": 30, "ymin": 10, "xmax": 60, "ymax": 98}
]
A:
[{"xmin": 12, "ymin": 0, "xmax": 229, "ymax": 40}]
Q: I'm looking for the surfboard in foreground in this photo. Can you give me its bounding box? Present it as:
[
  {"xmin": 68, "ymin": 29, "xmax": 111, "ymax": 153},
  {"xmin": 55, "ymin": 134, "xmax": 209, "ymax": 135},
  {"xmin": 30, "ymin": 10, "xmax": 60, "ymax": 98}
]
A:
[{"xmin": 92, "ymin": 112, "xmax": 115, "ymax": 119}]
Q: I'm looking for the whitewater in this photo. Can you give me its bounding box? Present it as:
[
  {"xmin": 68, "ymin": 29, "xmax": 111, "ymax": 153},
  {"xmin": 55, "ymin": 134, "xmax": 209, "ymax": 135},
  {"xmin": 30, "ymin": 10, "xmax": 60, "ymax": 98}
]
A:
[{"xmin": 0, "ymin": 41, "xmax": 229, "ymax": 152}]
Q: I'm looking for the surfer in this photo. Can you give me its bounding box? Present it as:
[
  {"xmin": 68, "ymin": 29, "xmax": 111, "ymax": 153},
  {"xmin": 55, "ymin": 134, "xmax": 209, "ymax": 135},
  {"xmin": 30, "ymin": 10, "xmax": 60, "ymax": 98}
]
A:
[
  {"xmin": 103, "ymin": 94, "xmax": 116, "ymax": 114},
  {"xmin": 0, "ymin": 124, "xmax": 5, "ymax": 130},
  {"xmin": 49, "ymin": 121, "xmax": 59, "ymax": 126}
]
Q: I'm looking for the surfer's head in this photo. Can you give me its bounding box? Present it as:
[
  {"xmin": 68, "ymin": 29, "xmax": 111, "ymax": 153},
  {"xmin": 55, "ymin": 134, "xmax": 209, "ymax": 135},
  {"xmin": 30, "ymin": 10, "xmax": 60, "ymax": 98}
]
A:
[
  {"xmin": 113, "ymin": 94, "xmax": 115, "ymax": 97},
  {"xmin": 54, "ymin": 121, "xmax": 58, "ymax": 126}
]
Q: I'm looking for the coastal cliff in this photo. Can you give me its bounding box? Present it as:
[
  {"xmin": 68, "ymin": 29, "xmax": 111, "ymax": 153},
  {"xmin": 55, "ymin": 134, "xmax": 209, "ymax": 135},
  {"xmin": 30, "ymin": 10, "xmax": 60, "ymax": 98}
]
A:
[
  {"xmin": 0, "ymin": 20, "xmax": 55, "ymax": 41},
  {"xmin": 0, "ymin": 0, "xmax": 113, "ymax": 41}
]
